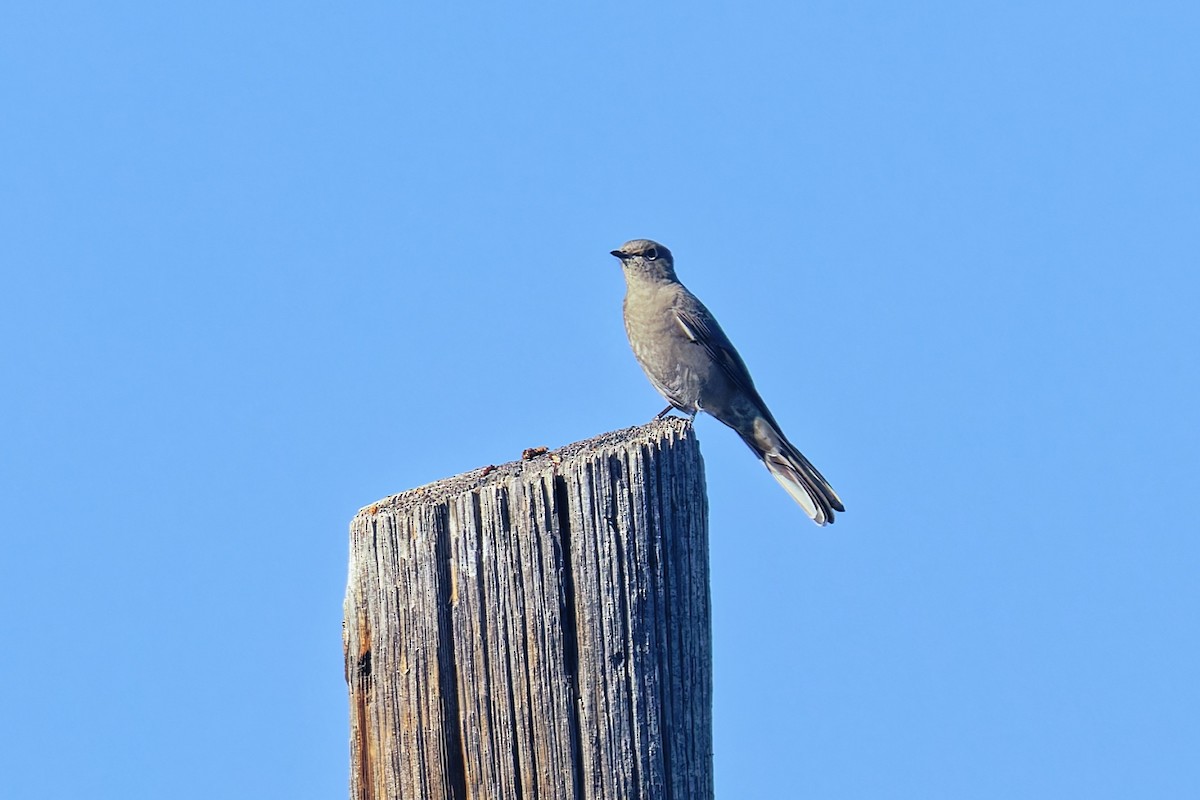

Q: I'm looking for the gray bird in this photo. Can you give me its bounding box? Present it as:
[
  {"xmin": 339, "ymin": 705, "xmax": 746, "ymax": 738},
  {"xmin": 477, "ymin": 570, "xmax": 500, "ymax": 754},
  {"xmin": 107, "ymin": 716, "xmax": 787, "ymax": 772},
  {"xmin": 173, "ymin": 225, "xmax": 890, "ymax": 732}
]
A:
[{"xmin": 611, "ymin": 239, "xmax": 844, "ymax": 525}]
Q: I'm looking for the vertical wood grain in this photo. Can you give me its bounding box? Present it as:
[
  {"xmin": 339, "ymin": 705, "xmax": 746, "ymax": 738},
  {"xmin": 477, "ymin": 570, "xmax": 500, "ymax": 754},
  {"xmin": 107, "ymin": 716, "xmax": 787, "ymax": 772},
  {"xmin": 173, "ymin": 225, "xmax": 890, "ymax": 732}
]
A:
[{"xmin": 344, "ymin": 418, "xmax": 712, "ymax": 800}]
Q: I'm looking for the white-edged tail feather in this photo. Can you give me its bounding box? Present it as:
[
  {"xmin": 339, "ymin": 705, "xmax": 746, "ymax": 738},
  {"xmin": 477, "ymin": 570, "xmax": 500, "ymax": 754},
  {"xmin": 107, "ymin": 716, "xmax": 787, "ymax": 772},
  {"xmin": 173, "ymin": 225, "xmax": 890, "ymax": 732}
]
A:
[
  {"xmin": 743, "ymin": 420, "xmax": 844, "ymax": 526},
  {"xmin": 764, "ymin": 452, "xmax": 836, "ymax": 525}
]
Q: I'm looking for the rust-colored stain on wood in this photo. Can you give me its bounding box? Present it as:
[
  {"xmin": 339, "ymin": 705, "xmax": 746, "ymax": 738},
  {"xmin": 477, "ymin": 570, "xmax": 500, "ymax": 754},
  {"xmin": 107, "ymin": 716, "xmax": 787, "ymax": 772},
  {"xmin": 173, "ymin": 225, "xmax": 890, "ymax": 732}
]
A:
[{"xmin": 350, "ymin": 685, "xmax": 375, "ymax": 800}]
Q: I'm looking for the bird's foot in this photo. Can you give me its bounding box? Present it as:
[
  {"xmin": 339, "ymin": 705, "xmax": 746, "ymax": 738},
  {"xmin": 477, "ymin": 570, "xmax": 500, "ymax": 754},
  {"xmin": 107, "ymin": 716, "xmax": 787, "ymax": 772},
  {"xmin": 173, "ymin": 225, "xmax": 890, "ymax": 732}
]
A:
[{"xmin": 653, "ymin": 406, "xmax": 698, "ymax": 422}]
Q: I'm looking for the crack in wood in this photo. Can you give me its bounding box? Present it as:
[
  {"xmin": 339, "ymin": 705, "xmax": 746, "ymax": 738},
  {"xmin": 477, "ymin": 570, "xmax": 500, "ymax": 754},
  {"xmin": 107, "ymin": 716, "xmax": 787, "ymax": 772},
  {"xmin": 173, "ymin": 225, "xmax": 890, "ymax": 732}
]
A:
[
  {"xmin": 437, "ymin": 501, "xmax": 468, "ymax": 800},
  {"xmin": 553, "ymin": 473, "xmax": 587, "ymax": 799}
]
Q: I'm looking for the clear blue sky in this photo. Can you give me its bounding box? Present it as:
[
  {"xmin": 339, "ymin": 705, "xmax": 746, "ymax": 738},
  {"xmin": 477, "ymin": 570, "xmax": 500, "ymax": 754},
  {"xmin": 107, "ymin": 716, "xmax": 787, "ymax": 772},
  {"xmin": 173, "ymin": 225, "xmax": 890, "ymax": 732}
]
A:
[{"xmin": 2, "ymin": 3, "xmax": 1197, "ymax": 798}]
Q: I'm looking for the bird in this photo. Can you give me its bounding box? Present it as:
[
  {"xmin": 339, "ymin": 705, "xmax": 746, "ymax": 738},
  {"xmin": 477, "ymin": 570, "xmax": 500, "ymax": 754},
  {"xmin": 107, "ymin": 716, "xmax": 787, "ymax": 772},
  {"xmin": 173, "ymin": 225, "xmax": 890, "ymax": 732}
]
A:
[{"xmin": 611, "ymin": 238, "xmax": 844, "ymax": 525}]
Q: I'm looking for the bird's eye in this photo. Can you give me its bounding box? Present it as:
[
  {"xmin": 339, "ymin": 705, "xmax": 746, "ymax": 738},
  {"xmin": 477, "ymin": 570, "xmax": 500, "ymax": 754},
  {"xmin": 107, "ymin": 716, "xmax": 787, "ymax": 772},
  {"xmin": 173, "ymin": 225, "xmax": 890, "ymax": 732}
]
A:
[{"xmin": 645, "ymin": 247, "xmax": 659, "ymax": 261}]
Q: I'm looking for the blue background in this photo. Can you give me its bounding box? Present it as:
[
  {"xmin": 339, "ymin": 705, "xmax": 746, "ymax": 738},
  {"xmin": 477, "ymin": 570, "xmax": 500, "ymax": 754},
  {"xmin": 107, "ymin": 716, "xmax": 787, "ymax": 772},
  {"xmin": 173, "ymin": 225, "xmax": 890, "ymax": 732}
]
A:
[{"xmin": 3, "ymin": 3, "xmax": 1197, "ymax": 797}]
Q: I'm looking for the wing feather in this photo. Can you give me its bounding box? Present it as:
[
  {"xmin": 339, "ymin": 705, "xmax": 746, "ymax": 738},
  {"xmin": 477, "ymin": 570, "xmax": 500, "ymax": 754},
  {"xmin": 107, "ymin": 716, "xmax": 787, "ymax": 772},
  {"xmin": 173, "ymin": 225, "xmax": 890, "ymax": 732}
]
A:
[{"xmin": 673, "ymin": 302, "xmax": 779, "ymax": 426}]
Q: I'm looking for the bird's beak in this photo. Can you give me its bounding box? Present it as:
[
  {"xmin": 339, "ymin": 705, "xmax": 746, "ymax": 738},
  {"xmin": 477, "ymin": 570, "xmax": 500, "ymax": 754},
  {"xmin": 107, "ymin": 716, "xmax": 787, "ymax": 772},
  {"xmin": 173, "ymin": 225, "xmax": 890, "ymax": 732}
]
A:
[{"xmin": 610, "ymin": 250, "xmax": 626, "ymax": 259}]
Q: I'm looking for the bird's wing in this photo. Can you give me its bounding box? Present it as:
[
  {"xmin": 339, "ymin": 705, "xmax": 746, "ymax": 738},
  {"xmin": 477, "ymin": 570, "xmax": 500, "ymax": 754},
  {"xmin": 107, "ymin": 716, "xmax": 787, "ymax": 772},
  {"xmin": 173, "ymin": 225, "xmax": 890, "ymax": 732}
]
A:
[{"xmin": 672, "ymin": 298, "xmax": 762, "ymax": 401}]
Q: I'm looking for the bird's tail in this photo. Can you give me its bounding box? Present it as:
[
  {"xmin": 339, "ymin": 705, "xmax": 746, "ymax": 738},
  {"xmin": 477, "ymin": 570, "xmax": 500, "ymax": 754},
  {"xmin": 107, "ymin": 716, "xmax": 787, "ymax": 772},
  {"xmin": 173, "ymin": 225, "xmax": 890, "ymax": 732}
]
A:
[{"xmin": 741, "ymin": 418, "xmax": 844, "ymax": 526}]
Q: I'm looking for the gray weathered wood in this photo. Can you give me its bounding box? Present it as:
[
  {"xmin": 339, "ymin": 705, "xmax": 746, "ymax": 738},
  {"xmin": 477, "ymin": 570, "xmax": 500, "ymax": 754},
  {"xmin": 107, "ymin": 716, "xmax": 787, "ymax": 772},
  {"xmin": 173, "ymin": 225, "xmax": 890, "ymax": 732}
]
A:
[{"xmin": 343, "ymin": 417, "xmax": 712, "ymax": 800}]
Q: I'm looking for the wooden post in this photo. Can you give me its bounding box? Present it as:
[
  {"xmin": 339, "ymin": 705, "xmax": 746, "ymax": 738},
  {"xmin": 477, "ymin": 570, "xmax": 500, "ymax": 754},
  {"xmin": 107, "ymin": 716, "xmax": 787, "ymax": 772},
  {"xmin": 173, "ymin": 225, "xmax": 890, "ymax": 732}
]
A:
[{"xmin": 343, "ymin": 417, "xmax": 712, "ymax": 800}]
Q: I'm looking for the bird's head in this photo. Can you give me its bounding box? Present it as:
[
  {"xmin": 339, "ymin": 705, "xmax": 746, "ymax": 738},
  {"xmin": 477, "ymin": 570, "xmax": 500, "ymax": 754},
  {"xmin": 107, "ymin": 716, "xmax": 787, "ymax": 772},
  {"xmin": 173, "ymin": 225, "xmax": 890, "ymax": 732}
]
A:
[{"xmin": 610, "ymin": 239, "xmax": 677, "ymax": 282}]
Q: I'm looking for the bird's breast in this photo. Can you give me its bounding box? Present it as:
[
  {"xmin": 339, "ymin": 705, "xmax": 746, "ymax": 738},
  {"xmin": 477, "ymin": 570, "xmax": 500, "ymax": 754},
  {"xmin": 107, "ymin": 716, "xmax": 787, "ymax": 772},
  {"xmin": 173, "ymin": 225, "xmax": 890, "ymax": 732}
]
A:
[{"xmin": 622, "ymin": 283, "xmax": 704, "ymax": 411}]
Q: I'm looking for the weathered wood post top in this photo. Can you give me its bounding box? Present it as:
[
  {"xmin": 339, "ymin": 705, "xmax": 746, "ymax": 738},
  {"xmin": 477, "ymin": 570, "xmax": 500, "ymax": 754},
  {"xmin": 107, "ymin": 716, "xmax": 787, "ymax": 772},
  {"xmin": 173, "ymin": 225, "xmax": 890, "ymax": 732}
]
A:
[{"xmin": 344, "ymin": 417, "xmax": 713, "ymax": 800}]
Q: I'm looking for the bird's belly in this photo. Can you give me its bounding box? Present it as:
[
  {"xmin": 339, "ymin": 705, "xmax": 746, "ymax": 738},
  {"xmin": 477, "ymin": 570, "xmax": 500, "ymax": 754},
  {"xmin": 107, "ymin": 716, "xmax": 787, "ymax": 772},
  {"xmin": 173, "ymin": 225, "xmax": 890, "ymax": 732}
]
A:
[{"xmin": 625, "ymin": 313, "xmax": 708, "ymax": 412}]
